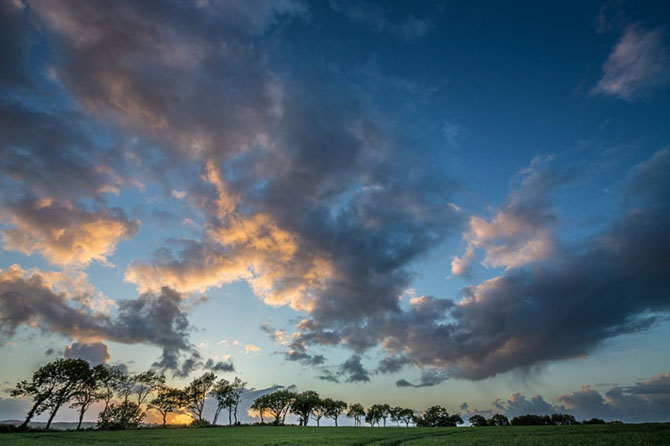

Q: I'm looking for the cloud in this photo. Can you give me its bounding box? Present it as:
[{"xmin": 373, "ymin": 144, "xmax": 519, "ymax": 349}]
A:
[
  {"xmin": 494, "ymin": 393, "xmax": 557, "ymax": 418},
  {"xmin": 203, "ymin": 358, "xmax": 235, "ymax": 373},
  {"xmin": 452, "ymin": 155, "xmax": 567, "ymax": 275},
  {"xmin": 0, "ymin": 265, "xmax": 201, "ymax": 376},
  {"xmin": 557, "ymin": 373, "xmax": 670, "ymax": 422},
  {"xmin": 64, "ymin": 341, "xmax": 110, "ymax": 365},
  {"xmin": 1, "ymin": 197, "xmax": 139, "ymax": 267},
  {"xmin": 340, "ymin": 355, "xmax": 370, "ymax": 383},
  {"xmin": 592, "ymin": 24, "xmax": 670, "ymax": 100},
  {"xmin": 376, "ymin": 355, "xmax": 414, "ymax": 374},
  {"xmin": 8, "ymin": 0, "xmax": 669, "ymax": 385},
  {"xmin": 394, "ymin": 369, "xmax": 449, "ymax": 388}
]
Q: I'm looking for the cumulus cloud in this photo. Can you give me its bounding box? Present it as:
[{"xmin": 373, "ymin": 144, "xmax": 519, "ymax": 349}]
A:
[
  {"xmin": 452, "ymin": 155, "xmax": 567, "ymax": 275},
  {"xmin": 64, "ymin": 341, "xmax": 111, "ymax": 365},
  {"xmin": 1, "ymin": 197, "xmax": 139, "ymax": 266},
  {"xmin": 557, "ymin": 373, "xmax": 670, "ymax": 422},
  {"xmin": 592, "ymin": 24, "xmax": 670, "ymax": 100},
  {"xmin": 340, "ymin": 355, "xmax": 370, "ymax": 383},
  {"xmin": 5, "ymin": 0, "xmax": 669, "ymax": 385},
  {"xmin": 0, "ymin": 265, "xmax": 202, "ymax": 376},
  {"xmin": 203, "ymin": 358, "xmax": 235, "ymax": 373}
]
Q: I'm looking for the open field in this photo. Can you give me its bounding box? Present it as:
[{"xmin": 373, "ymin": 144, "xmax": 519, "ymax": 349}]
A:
[{"xmin": 2, "ymin": 424, "xmax": 670, "ymax": 446}]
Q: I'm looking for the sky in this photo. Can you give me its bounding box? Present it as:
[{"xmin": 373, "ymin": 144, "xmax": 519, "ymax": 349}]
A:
[{"xmin": 0, "ymin": 0, "xmax": 669, "ymax": 425}]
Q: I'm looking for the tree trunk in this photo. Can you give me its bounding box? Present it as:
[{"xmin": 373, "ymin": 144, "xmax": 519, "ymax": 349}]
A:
[
  {"xmin": 162, "ymin": 411, "xmax": 167, "ymax": 427},
  {"xmin": 20, "ymin": 399, "xmax": 43, "ymax": 429},
  {"xmin": 233, "ymin": 404, "xmax": 238, "ymax": 424},
  {"xmin": 335, "ymin": 416, "xmax": 338, "ymax": 427},
  {"xmin": 228, "ymin": 407, "xmax": 232, "ymax": 426},
  {"xmin": 77, "ymin": 407, "xmax": 85, "ymax": 430},
  {"xmin": 213, "ymin": 407, "xmax": 221, "ymax": 425},
  {"xmin": 316, "ymin": 418, "xmax": 320, "ymax": 427},
  {"xmin": 46, "ymin": 401, "xmax": 63, "ymax": 430}
]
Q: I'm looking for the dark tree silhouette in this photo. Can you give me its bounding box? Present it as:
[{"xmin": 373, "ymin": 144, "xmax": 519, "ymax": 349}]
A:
[
  {"xmin": 347, "ymin": 403, "xmax": 365, "ymax": 427},
  {"xmin": 149, "ymin": 386, "xmax": 182, "ymax": 427},
  {"xmin": 291, "ymin": 391, "xmax": 320, "ymax": 426}
]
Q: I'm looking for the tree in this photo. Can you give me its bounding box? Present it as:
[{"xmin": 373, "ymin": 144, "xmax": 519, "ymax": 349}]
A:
[
  {"xmin": 311, "ymin": 398, "xmax": 328, "ymax": 427},
  {"xmin": 227, "ymin": 377, "xmax": 246, "ymax": 425},
  {"xmin": 469, "ymin": 414, "xmax": 488, "ymax": 427},
  {"xmin": 149, "ymin": 386, "xmax": 182, "ymax": 427},
  {"xmin": 257, "ymin": 389, "xmax": 295, "ymax": 425},
  {"xmin": 551, "ymin": 413, "xmax": 578, "ymax": 425},
  {"xmin": 210, "ymin": 378, "xmax": 233, "ymax": 425},
  {"xmin": 12, "ymin": 360, "xmax": 70, "ymax": 429},
  {"xmin": 389, "ymin": 406, "xmax": 403, "ymax": 426},
  {"xmin": 418, "ymin": 405, "xmax": 463, "ymax": 427},
  {"xmin": 380, "ymin": 403, "xmax": 391, "ymax": 427},
  {"xmin": 324, "ymin": 399, "xmax": 347, "ymax": 427},
  {"xmin": 366, "ymin": 404, "xmax": 385, "ymax": 427},
  {"xmin": 182, "ymin": 372, "xmax": 216, "ymax": 423},
  {"xmin": 399, "ymin": 408, "xmax": 416, "ymax": 427},
  {"xmin": 69, "ymin": 365, "xmax": 101, "ymax": 430},
  {"xmin": 490, "ymin": 413, "xmax": 510, "ymax": 426},
  {"xmin": 250, "ymin": 397, "xmax": 267, "ymax": 424},
  {"xmin": 98, "ymin": 401, "xmax": 144, "ymax": 429},
  {"xmin": 40, "ymin": 359, "xmax": 91, "ymax": 429},
  {"xmin": 133, "ymin": 370, "xmax": 165, "ymax": 406},
  {"xmin": 291, "ymin": 391, "xmax": 321, "ymax": 426},
  {"xmin": 347, "ymin": 403, "xmax": 365, "ymax": 427},
  {"xmin": 95, "ymin": 365, "xmax": 127, "ymax": 413}
]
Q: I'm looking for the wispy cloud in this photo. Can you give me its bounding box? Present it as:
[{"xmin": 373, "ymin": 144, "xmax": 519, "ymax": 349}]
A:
[{"xmin": 592, "ymin": 24, "xmax": 670, "ymax": 100}]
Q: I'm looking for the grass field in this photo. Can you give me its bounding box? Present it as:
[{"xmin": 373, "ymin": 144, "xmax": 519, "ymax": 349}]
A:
[{"xmin": 2, "ymin": 424, "xmax": 670, "ymax": 446}]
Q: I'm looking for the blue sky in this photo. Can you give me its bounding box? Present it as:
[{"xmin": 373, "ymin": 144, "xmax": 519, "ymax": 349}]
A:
[{"xmin": 0, "ymin": 0, "xmax": 669, "ymax": 424}]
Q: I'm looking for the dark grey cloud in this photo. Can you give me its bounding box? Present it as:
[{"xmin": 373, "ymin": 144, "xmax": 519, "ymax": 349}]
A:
[
  {"xmin": 494, "ymin": 393, "xmax": 557, "ymax": 418},
  {"xmin": 0, "ymin": 267, "xmax": 200, "ymax": 376},
  {"xmin": 394, "ymin": 370, "xmax": 450, "ymax": 388},
  {"xmin": 204, "ymin": 358, "xmax": 235, "ymax": 373},
  {"xmin": 557, "ymin": 373, "xmax": 670, "ymax": 422},
  {"xmin": 44, "ymin": 348, "xmax": 54, "ymax": 356},
  {"xmin": 64, "ymin": 341, "xmax": 110, "ymax": 365},
  {"xmin": 376, "ymin": 355, "xmax": 414, "ymax": 374},
  {"xmin": 340, "ymin": 355, "xmax": 370, "ymax": 383}
]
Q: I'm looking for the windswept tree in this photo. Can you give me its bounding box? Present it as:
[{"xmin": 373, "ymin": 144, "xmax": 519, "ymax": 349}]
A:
[
  {"xmin": 324, "ymin": 399, "xmax": 347, "ymax": 427},
  {"xmin": 133, "ymin": 370, "xmax": 165, "ymax": 406},
  {"xmin": 210, "ymin": 377, "xmax": 246, "ymax": 425},
  {"xmin": 149, "ymin": 386, "xmax": 183, "ymax": 427},
  {"xmin": 96, "ymin": 365, "xmax": 127, "ymax": 412},
  {"xmin": 210, "ymin": 378, "xmax": 233, "ymax": 425},
  {"xmin": 182, "ymin": 372, "xmax": 217, "ymax": 424},
  {"xmin": 347, "ymin": 403, "xmax": 365, "ymax": 427},
  {"xmin": 69, "ymin": 365, "xmax": 103, "ymax": 430},
  {"xmin": 227, "ymin": 377, "xmax": 246, "ymax": 425},
  {"xmin": 291, "ymin": 390, "xmax": 321, "ymax": 426},
  {"xmin": 38, "ymin": 359, "xmax": 91, "ymax": 429},
  {"xmin": 11, "ymin": 360, "xmax": 72, "ymax": 429}
]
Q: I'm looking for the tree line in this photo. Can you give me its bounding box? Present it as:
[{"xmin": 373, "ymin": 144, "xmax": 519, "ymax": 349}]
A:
[{"xmin": 10, "ymin": 358, "xmax": 602, "ymax": 431}]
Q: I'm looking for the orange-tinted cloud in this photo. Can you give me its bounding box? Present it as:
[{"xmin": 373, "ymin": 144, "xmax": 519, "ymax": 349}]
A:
[{"xmin": 1, "ymin": 197, "xmax": 139, "ymax": 267}]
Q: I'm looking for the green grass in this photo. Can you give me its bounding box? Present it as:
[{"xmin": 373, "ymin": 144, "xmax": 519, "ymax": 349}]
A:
[{"xmin": 2, "ymin": 424, "xmax": 669, "ymax": 445}]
